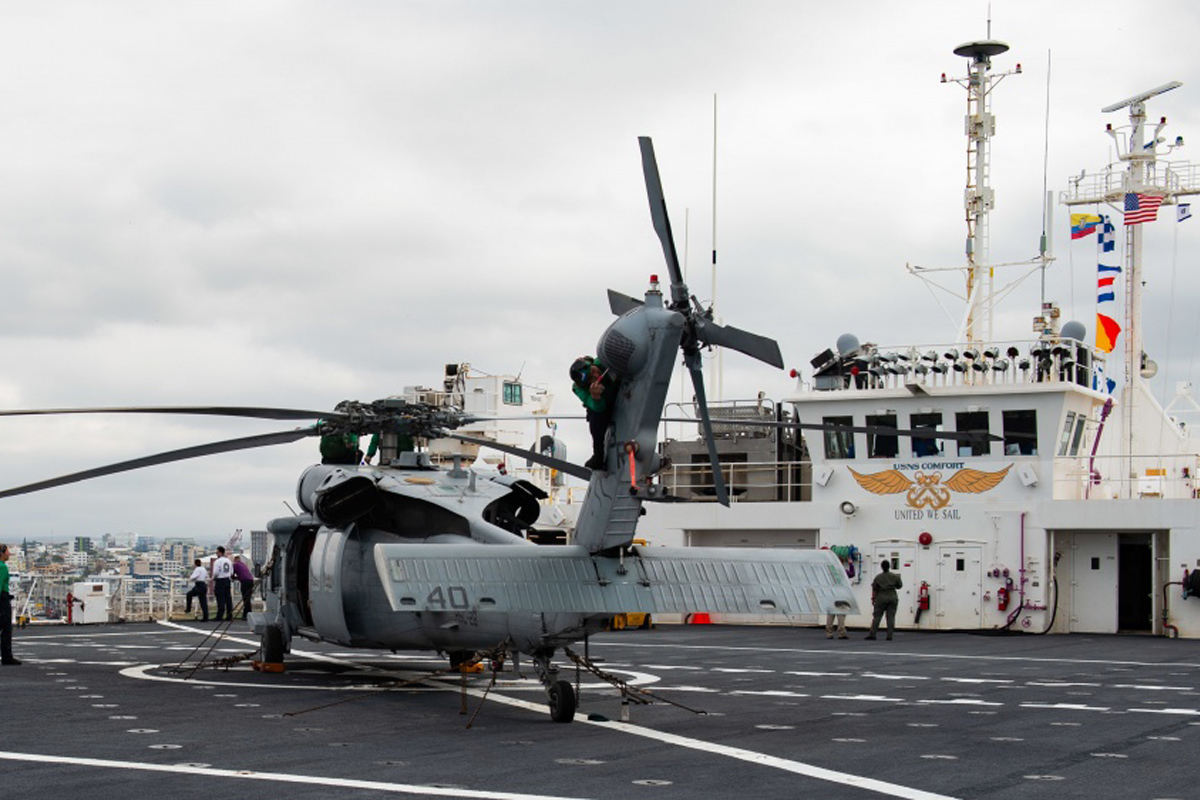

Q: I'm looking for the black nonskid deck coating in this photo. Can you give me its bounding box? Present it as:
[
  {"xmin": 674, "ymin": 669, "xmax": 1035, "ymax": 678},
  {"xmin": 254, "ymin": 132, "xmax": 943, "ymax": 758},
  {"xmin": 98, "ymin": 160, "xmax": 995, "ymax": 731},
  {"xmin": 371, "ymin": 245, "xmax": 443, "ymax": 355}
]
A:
[{"xmin": 1, "ymin": 621, "xmax": 1197, "ymax": 799}]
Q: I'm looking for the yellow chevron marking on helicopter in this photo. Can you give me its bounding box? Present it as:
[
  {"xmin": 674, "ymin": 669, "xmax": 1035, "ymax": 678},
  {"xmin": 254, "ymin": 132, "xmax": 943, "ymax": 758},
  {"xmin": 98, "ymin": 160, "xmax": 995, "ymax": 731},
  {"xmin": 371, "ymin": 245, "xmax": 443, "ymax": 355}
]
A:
[{"xmin": 848, "ymin": 465, "xmax": 1012, "ymax": 510}]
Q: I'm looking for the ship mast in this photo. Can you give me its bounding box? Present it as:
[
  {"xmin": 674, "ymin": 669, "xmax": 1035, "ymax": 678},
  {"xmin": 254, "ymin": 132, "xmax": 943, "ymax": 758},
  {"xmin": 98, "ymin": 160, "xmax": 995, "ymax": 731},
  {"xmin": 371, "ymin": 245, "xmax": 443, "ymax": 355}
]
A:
[
  {"xmin": 1063, "ymin": 82, "xmax": 1199, "ymax": 490},
  {"xmin": 945, "ymin": 40, "xmax": 1021, "ymax": 343}
]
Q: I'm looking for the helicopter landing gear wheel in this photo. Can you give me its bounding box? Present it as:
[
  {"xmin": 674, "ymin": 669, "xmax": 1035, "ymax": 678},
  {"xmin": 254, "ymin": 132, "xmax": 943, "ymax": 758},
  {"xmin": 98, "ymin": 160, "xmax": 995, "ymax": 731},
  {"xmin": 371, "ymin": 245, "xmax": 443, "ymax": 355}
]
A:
[
  {"xmin": 548, "ymin": 680, "xmax": 576, "ymax": 723},
  {"xmin": 261, "ymin": 625, "xmax": 285, "ymax": 664}
]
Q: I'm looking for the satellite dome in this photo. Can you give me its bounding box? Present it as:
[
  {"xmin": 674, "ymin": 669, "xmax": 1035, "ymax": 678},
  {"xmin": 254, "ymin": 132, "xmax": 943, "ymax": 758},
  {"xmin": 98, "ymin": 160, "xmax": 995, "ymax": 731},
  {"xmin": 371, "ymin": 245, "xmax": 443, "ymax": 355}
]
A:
[
  {"xmin": 1061, "ymin": 320, "xmax": 1087, "ymax": 342},
  {"xmin": 836, "ymin": 333, "xmax": 861, "ymax": 356}
]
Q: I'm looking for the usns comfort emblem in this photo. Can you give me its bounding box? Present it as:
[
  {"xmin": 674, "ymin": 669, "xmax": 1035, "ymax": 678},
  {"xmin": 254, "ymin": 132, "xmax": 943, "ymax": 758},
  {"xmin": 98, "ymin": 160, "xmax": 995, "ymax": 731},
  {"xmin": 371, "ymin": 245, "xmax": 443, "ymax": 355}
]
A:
[{"xmin": 847, "ymin": 465, "xmax": 1012, "ymax": 510}]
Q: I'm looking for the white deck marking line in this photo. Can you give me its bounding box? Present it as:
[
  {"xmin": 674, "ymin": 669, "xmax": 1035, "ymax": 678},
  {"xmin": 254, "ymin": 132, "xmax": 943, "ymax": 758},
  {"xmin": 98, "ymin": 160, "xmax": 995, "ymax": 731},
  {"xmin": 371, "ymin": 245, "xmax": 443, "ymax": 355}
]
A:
[
  {"xmin": 614, "ymin": 642, "xmax": 1200, "ymax": 670},
  {"xmin": 152, "ymin": 622, "xmax": 955, "ymax": 800},
  {"xmin": 576, "ymin": 717, "xmax": 958, "ymax": 800},
  {"xmin": 14, "ymin": 629, "xmax": 186, "ymax": 640},
  {"xmin": 0, "ymin": 751, "xmax": 583, "ymax": 800}
]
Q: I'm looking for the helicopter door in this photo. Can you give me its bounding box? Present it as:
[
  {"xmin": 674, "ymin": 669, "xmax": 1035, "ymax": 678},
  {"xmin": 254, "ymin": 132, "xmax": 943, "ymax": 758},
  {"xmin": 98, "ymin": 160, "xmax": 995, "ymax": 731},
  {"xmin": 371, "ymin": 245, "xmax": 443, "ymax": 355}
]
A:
[{"xmin": 308, "ymin": 527, "xmax": 352, "ymax": 644}]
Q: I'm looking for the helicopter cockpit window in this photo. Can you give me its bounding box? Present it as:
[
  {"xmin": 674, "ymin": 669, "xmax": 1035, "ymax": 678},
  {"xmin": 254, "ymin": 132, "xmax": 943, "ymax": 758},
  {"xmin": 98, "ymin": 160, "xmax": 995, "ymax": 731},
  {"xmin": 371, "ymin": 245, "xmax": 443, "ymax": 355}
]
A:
[{"xmin": 503, "ymin": 382, "xmax": 522, "ymax": 406}]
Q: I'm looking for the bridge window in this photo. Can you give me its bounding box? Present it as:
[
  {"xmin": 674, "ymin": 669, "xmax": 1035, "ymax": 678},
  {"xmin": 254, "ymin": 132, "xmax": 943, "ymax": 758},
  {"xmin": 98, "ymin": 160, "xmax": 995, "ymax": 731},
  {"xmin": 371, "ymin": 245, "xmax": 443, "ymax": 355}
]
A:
[
  {"xmin": 502, "ymin": 382, "xmax": 523, "ymax": 406},
  {"xmin": 823, "ymin": 416, "xmax": 854, "ymax": 459},
  {"xmin": 955, "ymin": 410, "xmax": 991, "ymax": 457},
  {"xmin": 867, "ymin": 413, "xmax": 898, "ymax": 459},
  {"xmin": 1002, "ymin": 409, "xmax": 1038, "ymax": 455},
  {"xmin": 1069, "ymin": 414, "xmax": 1088, "ymax": 455},
  {"xmin": 911, "ymin": 412, "xmax": 944, "ymax": 458},
  {"xmin": 1057, "ymin": 411, "xmax": 1077, "ymax": 456}
]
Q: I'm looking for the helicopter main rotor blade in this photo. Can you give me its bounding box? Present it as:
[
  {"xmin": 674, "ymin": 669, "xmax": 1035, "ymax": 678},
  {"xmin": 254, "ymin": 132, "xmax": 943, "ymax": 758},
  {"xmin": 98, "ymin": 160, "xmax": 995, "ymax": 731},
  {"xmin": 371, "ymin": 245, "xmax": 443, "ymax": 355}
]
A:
[
  {"xmin": 659, "ymin": 416, "xmax": 1003, "ymax": 443},
  {"xmin": 684, "ymin": 352, "xmax": 730, "ymax": 507},
  {"xmin": 443, "ymin": 432, "xmax": 592, "ymax": 482},
  {"xmin": 0, "ymin": 427, "xmax": 317, "ymax": 500},
  {"xmin": 695, "ymin": 319, "xmax": 785, "ymax": 370},
  {"xmin": 638, "ymin": 137, "xmax": 687, "ymax": 307},
  {"xmin": 0, "ymin": 405, "xmax": 344, "ymax": 421}
]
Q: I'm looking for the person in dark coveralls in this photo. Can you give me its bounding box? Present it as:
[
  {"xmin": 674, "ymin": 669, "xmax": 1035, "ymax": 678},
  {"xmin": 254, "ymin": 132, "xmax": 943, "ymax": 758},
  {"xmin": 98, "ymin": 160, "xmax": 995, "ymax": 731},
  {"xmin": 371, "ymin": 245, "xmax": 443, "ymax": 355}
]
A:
[
  {"xmin": 1, "ymin": 543, "xmax": 19, "ymax": 665},
  {"xmin": 232, "ymin": 555, "xmax": 255, "ymax": 620},
  {"xmin": 865, "ymin": 559, "xmax": 903, "ymax": 640},
  {"xmin": 185, "ymin": 558, "xmax": 209, "ymax": 621},
  {"xmin": 570, "ymin": 356, "xmax": 619, "ymax": 471},
  {"xmin": 211, "ymin": 546, "xmax": 234, "ymax": 622}
]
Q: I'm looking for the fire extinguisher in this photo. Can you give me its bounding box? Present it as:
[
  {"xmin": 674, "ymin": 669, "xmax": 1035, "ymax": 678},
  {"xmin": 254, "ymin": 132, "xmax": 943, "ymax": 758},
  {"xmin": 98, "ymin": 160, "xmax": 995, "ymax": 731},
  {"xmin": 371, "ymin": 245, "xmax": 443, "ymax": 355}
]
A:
[
  {"xmin": 997, "ymin": 585, "xmax": 1010, "ymax": 611},
  {"xmin": 914, "ymin": 581, "xmax": 930, "ymax": 623}
]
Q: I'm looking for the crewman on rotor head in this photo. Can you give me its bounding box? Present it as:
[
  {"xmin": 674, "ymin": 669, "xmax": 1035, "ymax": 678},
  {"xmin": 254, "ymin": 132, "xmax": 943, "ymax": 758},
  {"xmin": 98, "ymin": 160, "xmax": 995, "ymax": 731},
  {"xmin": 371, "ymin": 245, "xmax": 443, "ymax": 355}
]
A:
[{"xmin": 570, "ymin": 356, "xmax": 618, "ymax": 471}]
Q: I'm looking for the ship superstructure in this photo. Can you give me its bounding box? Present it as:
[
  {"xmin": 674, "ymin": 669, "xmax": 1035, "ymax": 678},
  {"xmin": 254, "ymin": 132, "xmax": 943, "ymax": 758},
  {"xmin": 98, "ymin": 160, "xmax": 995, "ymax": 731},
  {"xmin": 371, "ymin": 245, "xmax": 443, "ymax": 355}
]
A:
[{"xmin": 644, "ymin": 40, "xmax": 1200, "ymax": 637}]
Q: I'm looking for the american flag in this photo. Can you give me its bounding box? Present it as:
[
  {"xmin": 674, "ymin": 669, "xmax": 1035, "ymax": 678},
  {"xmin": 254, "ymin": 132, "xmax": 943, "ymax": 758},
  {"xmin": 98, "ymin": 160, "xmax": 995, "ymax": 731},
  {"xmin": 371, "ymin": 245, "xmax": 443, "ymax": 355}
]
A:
[{"xmin": 1124, "ymin": 192, "xmax": 1164, "ymax": 225}]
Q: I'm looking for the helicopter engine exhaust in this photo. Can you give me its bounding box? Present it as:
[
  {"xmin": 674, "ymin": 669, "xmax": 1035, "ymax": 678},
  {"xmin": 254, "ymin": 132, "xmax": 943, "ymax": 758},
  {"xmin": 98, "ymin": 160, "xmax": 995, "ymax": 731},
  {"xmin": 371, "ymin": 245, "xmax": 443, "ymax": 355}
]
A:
[{"xmin": 298, "ymin": 464, "xmax": 379, "ymax": 527}]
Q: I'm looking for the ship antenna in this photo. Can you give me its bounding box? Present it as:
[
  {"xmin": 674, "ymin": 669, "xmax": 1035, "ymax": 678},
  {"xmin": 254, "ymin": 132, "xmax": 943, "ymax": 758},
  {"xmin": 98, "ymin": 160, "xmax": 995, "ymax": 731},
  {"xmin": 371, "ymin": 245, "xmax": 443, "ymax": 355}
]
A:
[{"xmin": 1039, "ymin": 50, "xmax": 1052, "ymax": 310}]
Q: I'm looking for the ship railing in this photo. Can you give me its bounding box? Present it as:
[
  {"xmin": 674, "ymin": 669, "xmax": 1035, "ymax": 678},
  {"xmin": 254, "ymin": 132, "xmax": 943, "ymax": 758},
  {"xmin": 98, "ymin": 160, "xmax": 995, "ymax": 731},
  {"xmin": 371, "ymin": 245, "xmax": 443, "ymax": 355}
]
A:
[
  {"xmin": 1062, "ymin": 160, "xmax": 1200, "ymax": 204},
  {"xmin": 12, "ymin": 574, "xmax": 262, "ymax": 624},
  {"xmin": 804, "ymin": 338, "xmax": 1106, "ymax": 394},
  {"xmin": 1053, "ymin": 452, "xmax": 1200, "ymax": 500},
  {"xmin": 662, "ymin": 399, "xmax": 783, "ymax": 440},
  {"xmin": 656, "ymin": 459, "xmax": 810, "ymax": 503}
]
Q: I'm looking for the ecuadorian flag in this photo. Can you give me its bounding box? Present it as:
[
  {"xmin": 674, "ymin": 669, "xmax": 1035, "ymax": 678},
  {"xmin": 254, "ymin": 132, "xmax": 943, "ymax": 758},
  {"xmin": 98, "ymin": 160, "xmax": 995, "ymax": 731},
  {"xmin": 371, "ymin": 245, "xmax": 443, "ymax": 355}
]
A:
[
  {"xmin": 1096, "ymin": 312, "xmax": 1121, "ymax": 353},
  {"xmin": 1071, "ymin": 213, "xmax": 1103, "ymax": 239}
]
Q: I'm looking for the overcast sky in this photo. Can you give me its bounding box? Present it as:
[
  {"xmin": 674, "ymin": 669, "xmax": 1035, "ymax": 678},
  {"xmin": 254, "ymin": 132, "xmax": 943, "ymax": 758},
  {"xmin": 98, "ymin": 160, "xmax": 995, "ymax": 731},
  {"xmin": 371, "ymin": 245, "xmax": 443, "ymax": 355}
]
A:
[{"xmin": 1, "ymin": 0, "xmax": 1199, "ymax": 544}]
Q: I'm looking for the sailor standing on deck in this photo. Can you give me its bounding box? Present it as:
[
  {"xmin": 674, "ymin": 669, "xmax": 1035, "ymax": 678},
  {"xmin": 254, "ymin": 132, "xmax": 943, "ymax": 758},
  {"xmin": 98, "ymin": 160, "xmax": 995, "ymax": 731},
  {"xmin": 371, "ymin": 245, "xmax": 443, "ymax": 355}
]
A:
[
  {"xmin": 865, "ymin": 559, "xmax": 903, "ymax": 641},
  {"xmin": 232, "ymin": 555, "xmax": 254, "ymax": 620},
  {"xmin": 212, "ymin": 547, "xmax": 234, "ymax": 622},
  {"xmin": 185, "ymin": 559, "xmax": 209, "ymax": 621},
  {"xmin": 1, "ymin": 543, "xmax": 19, "ymax": 665}
]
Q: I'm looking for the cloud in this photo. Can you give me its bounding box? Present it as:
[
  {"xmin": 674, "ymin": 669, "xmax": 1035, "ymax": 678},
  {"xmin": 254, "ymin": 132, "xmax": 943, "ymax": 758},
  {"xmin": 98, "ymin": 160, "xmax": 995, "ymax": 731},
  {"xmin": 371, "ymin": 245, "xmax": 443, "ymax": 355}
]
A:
[{"xmin": 0, "ymin": 1, "xmax": 1198, "ymax": 540}]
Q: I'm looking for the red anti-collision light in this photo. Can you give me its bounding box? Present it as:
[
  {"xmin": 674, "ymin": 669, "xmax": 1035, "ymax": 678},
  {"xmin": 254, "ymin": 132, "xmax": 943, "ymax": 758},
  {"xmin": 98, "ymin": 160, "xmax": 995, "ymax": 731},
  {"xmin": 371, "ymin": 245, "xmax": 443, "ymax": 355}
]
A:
[
  {"xmin": 918, "ymin": 532, "xmax": 933, "ymax": 546},
  {"xmin": 789, "ymin": 368, "xmax": 798, "ymax": 378}
]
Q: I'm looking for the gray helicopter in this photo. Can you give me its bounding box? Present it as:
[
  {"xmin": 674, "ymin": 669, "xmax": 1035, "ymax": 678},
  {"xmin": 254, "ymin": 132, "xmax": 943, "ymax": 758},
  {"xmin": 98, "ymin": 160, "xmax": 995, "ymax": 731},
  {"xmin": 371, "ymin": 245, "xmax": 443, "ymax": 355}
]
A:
[{"xmin": 0, "ymin": 138, "xmax": 876, "ymax": 722}]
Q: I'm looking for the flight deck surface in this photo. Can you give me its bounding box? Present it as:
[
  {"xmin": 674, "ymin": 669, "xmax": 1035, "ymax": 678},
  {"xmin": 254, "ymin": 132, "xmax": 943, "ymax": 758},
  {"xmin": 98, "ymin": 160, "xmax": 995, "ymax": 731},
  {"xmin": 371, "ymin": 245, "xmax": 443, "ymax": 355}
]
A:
[{"xmin": 1, "ymin": 621, "xmax": 1196, "ymax": 799}]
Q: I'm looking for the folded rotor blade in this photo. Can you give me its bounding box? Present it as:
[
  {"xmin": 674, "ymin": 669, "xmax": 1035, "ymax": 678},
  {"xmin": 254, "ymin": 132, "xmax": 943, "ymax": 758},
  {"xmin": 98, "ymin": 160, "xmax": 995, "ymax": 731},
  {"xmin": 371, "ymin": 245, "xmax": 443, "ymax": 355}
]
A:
[
  {"xmin": 684, "ymin": 353, "xmax": 729, "ymax": 506},
  {"xmin": 607, "ymin": 289, "xmax": 644, "ymax": 317},
  {"xmin": 659, "ymin": 416, "xmax": 1003, "ymax": 443},
  {"xmin": 444, "ymin": 432, "xmax": 592, "ymax": 482},
  {"xmin": 638, "ymin": 137, "xmax": 687, "ymax": 306},
  {"xmin": 0, "ymin": 405, "xmax": 342, "ymax": 421},
  {"xmin": 696, "ymin": 319, "xmax": 784, "ymax": 370},
  {"xmin": 0, "ymin": 428, "xmax": 317, "ymax": 500}
]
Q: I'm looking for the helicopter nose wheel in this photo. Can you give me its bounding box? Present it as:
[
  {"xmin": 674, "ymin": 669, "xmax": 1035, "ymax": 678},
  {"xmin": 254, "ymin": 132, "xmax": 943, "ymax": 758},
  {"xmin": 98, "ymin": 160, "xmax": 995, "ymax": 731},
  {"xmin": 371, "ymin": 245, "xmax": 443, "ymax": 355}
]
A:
[
  {"xmin": 532, "ymin": 650, "xmax": 577, "ymax": 723},
  {"xmin": 548, "ymin": 680, "xmax": 577, "ymax": 723}
]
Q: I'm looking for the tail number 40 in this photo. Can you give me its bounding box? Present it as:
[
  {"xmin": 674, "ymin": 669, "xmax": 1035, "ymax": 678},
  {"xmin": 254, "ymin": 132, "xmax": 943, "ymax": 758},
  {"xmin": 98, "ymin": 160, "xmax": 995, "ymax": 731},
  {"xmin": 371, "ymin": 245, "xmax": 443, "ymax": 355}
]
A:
[{"xmin": 426, "ymin": 585, "xmax": 470, "ymax": 609}]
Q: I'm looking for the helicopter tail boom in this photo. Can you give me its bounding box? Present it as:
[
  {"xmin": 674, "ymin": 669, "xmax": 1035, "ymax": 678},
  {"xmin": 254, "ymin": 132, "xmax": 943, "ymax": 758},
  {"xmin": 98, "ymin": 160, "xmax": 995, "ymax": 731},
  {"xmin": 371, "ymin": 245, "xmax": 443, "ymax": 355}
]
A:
[{"xmin": 374, "ymin": 543, "xmax": 857, "ymax": 618}]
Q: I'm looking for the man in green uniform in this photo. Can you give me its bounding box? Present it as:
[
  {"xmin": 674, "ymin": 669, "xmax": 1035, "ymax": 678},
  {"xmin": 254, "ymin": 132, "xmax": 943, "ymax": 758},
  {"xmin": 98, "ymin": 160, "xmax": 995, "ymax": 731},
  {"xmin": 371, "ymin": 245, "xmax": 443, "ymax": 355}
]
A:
[
  {"xmin": 570, "ymin": 356, "xmax": 619, "ymax": 471},
  {"xmin": 865, "ymin": 559, "xmax": 903, "ymax": 641},
  {"xmin": 1, "ymin": 543, "xmax": 19, "ymax": 665}
]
